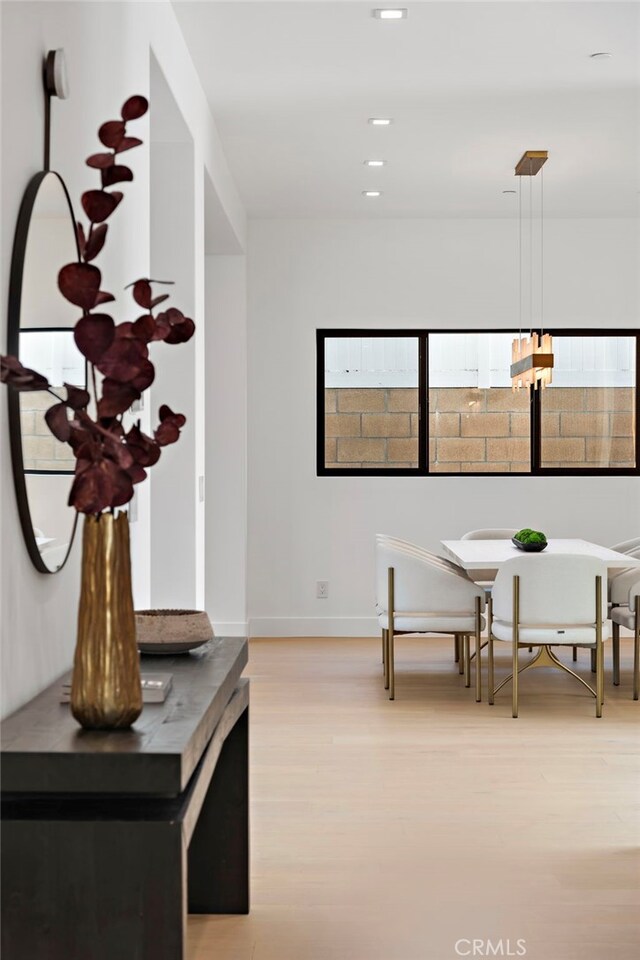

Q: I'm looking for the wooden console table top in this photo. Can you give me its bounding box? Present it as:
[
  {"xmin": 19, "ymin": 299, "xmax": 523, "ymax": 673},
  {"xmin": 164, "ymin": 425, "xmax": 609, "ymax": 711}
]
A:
[{"xmin": 1, "ymin": 637, "xmax": 247, "ymax": 797}]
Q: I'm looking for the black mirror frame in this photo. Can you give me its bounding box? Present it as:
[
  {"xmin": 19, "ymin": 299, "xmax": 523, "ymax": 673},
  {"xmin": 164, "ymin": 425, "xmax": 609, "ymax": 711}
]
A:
[{"xmin": 6, "ymin": 170, "xmax": 80, "ymax": 574}]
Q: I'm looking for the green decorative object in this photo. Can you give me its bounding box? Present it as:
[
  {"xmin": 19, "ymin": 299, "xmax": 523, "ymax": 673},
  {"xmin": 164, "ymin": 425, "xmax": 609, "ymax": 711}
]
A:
[{"xmin": 512, "ymin": 528, "xmax": 548, "ymax": 552}]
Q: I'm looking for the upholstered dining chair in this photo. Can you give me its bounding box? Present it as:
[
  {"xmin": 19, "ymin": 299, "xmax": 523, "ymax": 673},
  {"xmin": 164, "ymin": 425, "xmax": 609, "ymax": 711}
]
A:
[
  {"xmin": 610, "ymin": 573, "xmax": 640, "ymax": 700},
  {"xmin": 487, "ymin": 555, "xmax": 609, "ymax": 718},
  {"xmin": 376, "ymin": 535, "xmax": 471, "ymax": 675},
  {"xmin": 608, "ymin": 538, "xmax": 640, "ymax": 602},
  {"xmin": 581, "ymin": 538, "xmax": 640, "ymax": 672},
  {"xmin": 461, "ymin": 528, "xmax": 519, "ymax": 585},
  {"xmin": 376, "ymin": 540, "xmax": 485, "ymax": 701}
]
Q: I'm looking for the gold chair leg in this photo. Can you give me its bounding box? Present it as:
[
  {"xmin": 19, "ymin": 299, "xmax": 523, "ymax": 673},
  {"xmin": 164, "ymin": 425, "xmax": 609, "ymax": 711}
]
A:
[
  {"xmin": 572, "ymin": 645, "xmax": 577, "ymax": 662},
  {"xmin": 488, "ymin": 631, "xmax": 495, "ymax": 705},
  {"xmin": 475, "ymin": 597, "xmax": 482, "ymax": 703},
  {"xmin": 454, "ymin": 633, "xmax": 460, "ymax": 663},
  {"xmin": 459, "ymin": 634, "xmax": 464, "ymax": 674},
  {"xmin": 464, "ymin": 635, "xmax": 471, "ymax": 688},
  {"xmin": 512, "ymin": 575, "xmax": 519, "ymax": 718},
  {"xmin": 382, "ymin": 629, "xmax": 385, "ymax": 668},
  {"xmin": 596, "ymin": 575, "xmax": 603, "ymax": 718},
  {"xmin": 487, "ymin": 595, "xmax": 494, "ymax": 705},
  {"xmin": 612, "ymin": 622, "xmax": 620, "ymax": 687},
  {"xmin": 634, "ymin": 596, "xmax": 639, "ymax": 702},
  {"xmin": 388, "ymin": 568, "xmax": 395, "ymax": 701},
  {"xmin": 590, "ymin": 648, "xmax": 596, "ymax": 673},
  {"xmin": 383, "ymin": 629, "xmax": 389, "ymax": 690}
]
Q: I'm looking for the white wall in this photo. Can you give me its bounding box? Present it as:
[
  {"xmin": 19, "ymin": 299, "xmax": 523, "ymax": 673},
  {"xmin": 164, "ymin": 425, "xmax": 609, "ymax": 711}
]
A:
[
  {"xmin": 205, "ymin": 253, "xmax": 248, "ymax": 635},
  {"xmin": 247, "ymin": 218, "xmax": 640, "ymax": 636},
  {"xmin": 0, "ymin": 1, "xmax": 245, "ymax": 717}
]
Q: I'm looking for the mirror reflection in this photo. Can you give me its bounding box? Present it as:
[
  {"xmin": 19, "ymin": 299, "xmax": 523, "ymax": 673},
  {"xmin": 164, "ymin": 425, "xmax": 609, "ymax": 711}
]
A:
[{"xmin": 11, "ymin": 172, "xmax": 81, "ymax": 572}]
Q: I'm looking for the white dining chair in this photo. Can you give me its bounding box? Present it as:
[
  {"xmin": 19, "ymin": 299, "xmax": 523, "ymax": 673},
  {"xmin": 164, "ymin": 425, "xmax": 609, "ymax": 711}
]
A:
[
  {"xmin": 487, "ymin": 554, "xmax": 609, "ymax": 718},
  {"xmin": 376, "ymin": 535, "xmax": 471, "ymax": 674},
  {"xmin": 460, "ymin": 528, "xmax": 519, "ymax": 585},
  {"xmin": 376, "ymin": 540, "xmax": 485, "ymax": 701},
  {"xmin": 610, "ymin": 574, "xmax": 640, "ymax": 700}
]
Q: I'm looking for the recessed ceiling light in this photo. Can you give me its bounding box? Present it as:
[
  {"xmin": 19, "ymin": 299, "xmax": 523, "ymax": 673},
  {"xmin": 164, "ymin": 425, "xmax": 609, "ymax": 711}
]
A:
[
  {"xmin": 372, "ymin": 9, "xmax": 408, "ymax": 20},
  {"xmin": 368, "ymin": 117, "xmax": 393, "ymax": 126},
  {"xmin": 365, "ymin": 160, "xmax": 386, "ymax": 167},
  {"xmin": 589, "ymin": 51, "xmax": 613, "ymax": 59},
  {"xmin": 362, "ymin": 190, "xmax": 382, "ymax": 198}
]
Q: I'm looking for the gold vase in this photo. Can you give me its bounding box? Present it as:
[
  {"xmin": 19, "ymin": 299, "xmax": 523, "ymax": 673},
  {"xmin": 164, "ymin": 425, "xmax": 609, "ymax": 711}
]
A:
[{"xmin": 71, "ymin": 512, "xmax": 142, "ymax": 730}]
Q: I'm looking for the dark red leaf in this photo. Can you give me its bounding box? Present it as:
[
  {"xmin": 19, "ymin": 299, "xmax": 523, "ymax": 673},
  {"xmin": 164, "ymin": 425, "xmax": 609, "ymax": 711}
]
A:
[
  {"xmin": 121, "ymin": 95, "xmax": 148, "ymax": 121},
  {"xmin": 101, "ymin": 165, "xmax": 133, "ymax": 188},
  {"xmin": 74, "ymin": 313, "xmax": 115, "ymax": 364},
  {"xmin": 0, "ymin": 355, "xmax": 50, "ymax": 392},
  {"xmin": 153, "ymin": 308, "xmax": 195, "ymax": 344},
  {"xmin": 45, "ymin": 402, "xmax": 71, "ymax": 442},
  {"xmin": 81, "ymin": 190, "xmax": 122, "ymax": 224},
  {"xmin": 94, "ymin": 290, "xmax": 115, "ymax": 306},
  {"xmin": 96, "ymin": 335, "xmax": 147, "ymax": 383},
  {"xmin": 98, "ymin": 379, "xmax": 139, "ymax": 417},
  {"xmin": 58, "ymin": 262, "xmax": 101, "ymax": 310},
  {"xmin": 98, "ymin": 120, "xmax": 125, "ymax": 149},
  {"xmin": 64, "ymin": 383, "xmax": 90, "ymax": 410},
  {"xmin": 125, "ymin": 424, "xmax": 161, "ymax": 467},
  {"xmin": 127, "ymin": 463, "xmax": 148, "ymax": 484},
  {"xmin": 69, "ymin": 458, "xmax": 133, "ymax": 514},
  {"xmin": 155, "ymin": 405, "xmax": 187, "ymax": 446},
  {"xmin": 165, "ymin": 316, "xmax": 195, "ymax": 345},
  {"xmin": 115, "ymin": 136, "xmax": 142, "ymax": 154},
  {"xmin": 105, "ymin": 440, "xmax": 134, "ymax": 471},
  {"xmin": 131, "ymin": 313, "xmax": 156, "ymax": 342},
  {"xmin": 130, "ymin": 359, "xmax": 155, "ymax": 393},
  {"xmin": 76, "ymin": 222, "xmax": 86, "ymax": 257},
  {"xmin": 155, "ymin": 421, "xmax": 180, "ymax": 446},
  {"xmin": 86, "ymin": 153, "xmax": 114, "ymax": 169},
  {"xmin": 133, "ymin": 279, "xmax": 152, "ymax": 309},
  {"xmin": 159, "ymin": 404, "xmax": 186, "ymax": 427},
  {"xmin": 84, "ymin": 224, "xmax": 108, "ymax": 263},
  {"xmin": 151, "ymin": 313, "xmax": 171, "ymax": 341},
  {"xmin": 150, "ymin": 294, "xmax": 169, "ymax": 308}
]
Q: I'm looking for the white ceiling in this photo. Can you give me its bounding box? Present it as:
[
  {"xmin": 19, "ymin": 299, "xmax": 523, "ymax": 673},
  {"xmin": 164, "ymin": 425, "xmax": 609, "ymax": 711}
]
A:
[{"xmin": 172, "ymin": 1, "xmax": 640, "ymax": 218}]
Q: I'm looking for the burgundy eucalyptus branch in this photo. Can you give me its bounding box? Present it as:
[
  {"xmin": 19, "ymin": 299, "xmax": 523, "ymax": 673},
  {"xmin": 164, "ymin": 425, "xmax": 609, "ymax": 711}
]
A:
[{"xmin": 1, "ymin": 95, "xmax": 194, "ymax": 516}]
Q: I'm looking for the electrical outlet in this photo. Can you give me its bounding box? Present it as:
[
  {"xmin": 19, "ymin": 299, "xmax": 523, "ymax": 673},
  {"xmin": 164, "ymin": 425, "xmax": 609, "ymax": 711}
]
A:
[{"xmin": 316, "ymin": 580, "xmax": 329, "ymax": 599}]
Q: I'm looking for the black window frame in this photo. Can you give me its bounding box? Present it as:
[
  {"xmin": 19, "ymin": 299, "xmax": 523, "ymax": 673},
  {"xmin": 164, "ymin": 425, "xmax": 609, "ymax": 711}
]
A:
[{"xmin": 317, "ymin": 328, "xmax": 640, "ymax": 477}]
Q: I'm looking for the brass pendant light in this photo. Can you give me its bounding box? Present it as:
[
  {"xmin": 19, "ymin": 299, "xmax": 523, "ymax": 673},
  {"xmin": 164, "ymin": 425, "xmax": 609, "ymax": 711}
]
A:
[{"xmin": 511, "ymin": 150, "xmax": 554, "ymax": 391}]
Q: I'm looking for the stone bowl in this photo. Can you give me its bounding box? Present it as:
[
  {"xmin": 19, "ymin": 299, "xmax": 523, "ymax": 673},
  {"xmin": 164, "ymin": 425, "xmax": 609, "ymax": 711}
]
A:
[{"xmin": 135, "ymin": 609, "xmax": 214, "ymax": 655}]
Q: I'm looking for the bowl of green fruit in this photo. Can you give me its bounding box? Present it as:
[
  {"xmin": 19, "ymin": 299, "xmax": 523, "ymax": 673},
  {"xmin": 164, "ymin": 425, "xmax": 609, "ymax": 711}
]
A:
[{"xmin": 512, "ymin": 529, "xmax": 548, "ymax": 552}]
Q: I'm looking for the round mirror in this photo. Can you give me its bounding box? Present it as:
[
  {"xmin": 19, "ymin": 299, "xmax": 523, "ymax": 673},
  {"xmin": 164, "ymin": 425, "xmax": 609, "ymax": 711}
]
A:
[{"xmin": 7, "ymin": 171, "xmax": 82, "ymax": 573}]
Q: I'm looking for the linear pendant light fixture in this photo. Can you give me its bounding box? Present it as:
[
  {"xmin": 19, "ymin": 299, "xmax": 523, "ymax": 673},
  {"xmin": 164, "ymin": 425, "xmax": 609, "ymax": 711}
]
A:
[{"xmin": 510, "ymin": 150, "xmax": 554, "ymax": 391}]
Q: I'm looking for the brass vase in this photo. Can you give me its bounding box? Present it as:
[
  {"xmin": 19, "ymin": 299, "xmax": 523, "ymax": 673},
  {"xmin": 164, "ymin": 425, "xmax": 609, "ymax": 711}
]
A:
[{"xmin": 71, "ymin": 512, "xmax": 142, "ymax": 730}]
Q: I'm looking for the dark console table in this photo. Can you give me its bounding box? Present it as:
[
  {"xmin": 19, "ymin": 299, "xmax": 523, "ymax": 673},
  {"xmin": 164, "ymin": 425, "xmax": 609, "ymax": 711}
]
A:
[{"xmin": 1, "ymin": 637, "xmax": 249, "ymax": 960}]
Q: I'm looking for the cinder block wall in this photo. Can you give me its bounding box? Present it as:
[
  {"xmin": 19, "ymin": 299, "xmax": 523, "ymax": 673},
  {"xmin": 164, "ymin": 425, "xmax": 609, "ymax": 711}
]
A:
[
  {"xmin": 325, "ymin": 387, "xmax": 634, "ymax": 470},
  {"xmin": 20, "ymin": 393, "xmax": 76, "ymax": 471}
]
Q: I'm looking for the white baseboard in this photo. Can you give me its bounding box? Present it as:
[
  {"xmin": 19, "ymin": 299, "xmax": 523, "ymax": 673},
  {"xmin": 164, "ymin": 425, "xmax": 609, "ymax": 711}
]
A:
[
  {"xmin": 213, "ymin": 621, "xmax": 249, "ymax": 637},
  {"xmin": 249, "ymin": 617, "xmax": 379, "ymax": 638}
]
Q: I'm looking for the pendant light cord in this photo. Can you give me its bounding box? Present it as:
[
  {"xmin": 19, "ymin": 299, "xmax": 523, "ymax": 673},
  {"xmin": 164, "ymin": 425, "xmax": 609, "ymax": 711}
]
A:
[
  {"xmin": 529, "ymin": 158, "xmax": 533, "ymax": 336},
  {"xmin": 518, "ymin": 176, "xmax": 522, "ymax": 343},
  {"xmin": 540, "ymin": 165, "xmax": 544, "ymax": 337}
]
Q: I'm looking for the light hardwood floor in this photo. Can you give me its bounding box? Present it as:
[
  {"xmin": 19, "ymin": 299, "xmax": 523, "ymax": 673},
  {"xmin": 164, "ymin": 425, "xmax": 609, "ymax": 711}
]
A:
[{"xmin": 187, "ymin": 636, "xmax": 640, "ymax": 960}]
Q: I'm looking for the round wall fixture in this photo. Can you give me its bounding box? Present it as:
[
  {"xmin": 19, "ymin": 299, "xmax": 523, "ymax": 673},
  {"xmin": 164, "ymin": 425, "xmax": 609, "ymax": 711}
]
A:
[{"xmin": 44, "ymin": 49, "xmax": 69, "ymax": 99}]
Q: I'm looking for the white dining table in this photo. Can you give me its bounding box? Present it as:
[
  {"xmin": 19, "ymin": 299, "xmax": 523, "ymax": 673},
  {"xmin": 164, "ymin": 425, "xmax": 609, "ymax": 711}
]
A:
[{"xmin": 440, "ymin": 538, "xmax": 640, "ymax": 571}]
